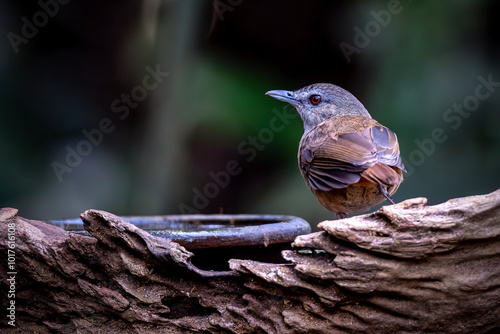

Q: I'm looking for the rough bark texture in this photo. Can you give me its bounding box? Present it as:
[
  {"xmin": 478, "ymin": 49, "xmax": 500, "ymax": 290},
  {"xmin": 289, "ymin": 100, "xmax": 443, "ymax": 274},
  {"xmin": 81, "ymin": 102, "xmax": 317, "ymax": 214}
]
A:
[{"xmin": 1, "ymin": 190, "xmax": 499, "ymax": 333}]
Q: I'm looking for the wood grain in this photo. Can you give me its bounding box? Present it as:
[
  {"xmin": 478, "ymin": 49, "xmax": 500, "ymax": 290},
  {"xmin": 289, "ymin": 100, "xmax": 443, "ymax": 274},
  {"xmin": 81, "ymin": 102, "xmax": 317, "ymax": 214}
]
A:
[{"xmin": 1, "ymin": 190, "xmax": 499, "ymax": 333}]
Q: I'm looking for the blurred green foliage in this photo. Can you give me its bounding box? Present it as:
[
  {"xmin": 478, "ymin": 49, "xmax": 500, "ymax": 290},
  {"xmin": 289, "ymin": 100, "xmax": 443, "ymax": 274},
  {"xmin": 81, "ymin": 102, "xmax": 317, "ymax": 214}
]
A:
[{"xmin": 0, "ymin": 0, "xmax": 499, "ymax": 227}]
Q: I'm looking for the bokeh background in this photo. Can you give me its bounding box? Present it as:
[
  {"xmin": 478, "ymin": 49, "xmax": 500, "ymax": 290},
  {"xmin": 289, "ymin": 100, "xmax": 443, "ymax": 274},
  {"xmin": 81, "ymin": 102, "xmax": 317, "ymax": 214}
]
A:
[{"xmin": 1, "ymin": 0, "xmax": 499, "ymax": 226}]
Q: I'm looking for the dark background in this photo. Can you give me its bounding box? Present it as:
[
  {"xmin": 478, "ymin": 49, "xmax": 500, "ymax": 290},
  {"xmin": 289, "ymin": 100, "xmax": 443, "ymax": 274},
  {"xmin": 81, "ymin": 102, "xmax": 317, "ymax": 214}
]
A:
[{"xmin": 1, "ymin": 0, "xmax": 499, "ymax": 226}]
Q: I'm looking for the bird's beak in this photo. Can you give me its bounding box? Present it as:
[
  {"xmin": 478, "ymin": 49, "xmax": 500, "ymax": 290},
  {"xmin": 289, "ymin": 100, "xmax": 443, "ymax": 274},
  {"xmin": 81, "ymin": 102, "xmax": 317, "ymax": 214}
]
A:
[{"xmin": 265, "ymin": 90, "xmax": 298, "ymax": 105}]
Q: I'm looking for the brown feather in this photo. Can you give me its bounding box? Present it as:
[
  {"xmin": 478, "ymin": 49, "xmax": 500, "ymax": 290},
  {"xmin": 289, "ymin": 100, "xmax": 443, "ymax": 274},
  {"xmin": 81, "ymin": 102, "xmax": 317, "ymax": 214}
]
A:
[
  {"xmin": 361, "ymin": 163, "xmax": 403, "ymax": 190},
  {"xmin": 298, "ymin": 115, "xmax": 405, "ymax": 216},
  {"xmin": 266, "ymin": 83, "xmax": 405, "ymax": 218}
]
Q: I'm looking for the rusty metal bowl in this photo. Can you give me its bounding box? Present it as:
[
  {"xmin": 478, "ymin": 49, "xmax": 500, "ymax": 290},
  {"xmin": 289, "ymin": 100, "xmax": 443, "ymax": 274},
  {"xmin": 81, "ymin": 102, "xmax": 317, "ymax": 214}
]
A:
[{"xmin": 47, "ymin": 214, "xmax": 311, "ymax": 270}]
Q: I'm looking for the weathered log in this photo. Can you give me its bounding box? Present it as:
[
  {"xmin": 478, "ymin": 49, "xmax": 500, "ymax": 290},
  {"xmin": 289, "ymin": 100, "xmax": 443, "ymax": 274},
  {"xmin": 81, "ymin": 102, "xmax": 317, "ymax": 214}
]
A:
[{"xmin": 1, "ymin": 190, "xmax": 499, "ymax": 333}]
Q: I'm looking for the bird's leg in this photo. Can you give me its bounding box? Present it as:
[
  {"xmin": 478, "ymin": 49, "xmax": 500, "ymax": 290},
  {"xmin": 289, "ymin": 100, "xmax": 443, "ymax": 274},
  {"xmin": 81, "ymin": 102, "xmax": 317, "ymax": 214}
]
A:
[
  {"xmin": 336, "ymin": 212, "xmax": 348, "ymax": 219},
  {"xmin": 378, "ymin": 185, "xmax": 396, "ymax": 204}
]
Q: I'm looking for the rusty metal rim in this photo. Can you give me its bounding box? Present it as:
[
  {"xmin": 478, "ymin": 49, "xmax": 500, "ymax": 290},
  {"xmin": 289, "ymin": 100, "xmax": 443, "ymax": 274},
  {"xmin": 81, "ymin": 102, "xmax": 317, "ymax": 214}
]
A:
[{"xmin": 46, "ymin": 214, "xmax": 311, "ymax": 249}]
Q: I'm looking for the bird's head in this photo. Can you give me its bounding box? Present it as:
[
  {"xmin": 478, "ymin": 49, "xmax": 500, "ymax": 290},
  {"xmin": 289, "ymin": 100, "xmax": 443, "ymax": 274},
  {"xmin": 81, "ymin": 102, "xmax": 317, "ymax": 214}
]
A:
[{"xmin": 266, "ymin": 83, "xmax": 371, "ymax": 133}]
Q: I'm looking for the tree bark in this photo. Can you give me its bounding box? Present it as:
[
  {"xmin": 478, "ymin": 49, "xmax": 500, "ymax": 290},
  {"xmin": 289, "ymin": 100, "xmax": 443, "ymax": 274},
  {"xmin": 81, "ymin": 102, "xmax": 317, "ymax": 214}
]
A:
[{"xmin": 1, "ymin": 190, "xmax": 499, "ymax": 333}]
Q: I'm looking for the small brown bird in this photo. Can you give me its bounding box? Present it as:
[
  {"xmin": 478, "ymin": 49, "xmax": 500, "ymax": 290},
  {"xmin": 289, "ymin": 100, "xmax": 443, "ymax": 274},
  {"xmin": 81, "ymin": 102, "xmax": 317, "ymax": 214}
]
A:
[{"xmin": 266, "ymin": 83, "xmax": 406, "ymax": 219}]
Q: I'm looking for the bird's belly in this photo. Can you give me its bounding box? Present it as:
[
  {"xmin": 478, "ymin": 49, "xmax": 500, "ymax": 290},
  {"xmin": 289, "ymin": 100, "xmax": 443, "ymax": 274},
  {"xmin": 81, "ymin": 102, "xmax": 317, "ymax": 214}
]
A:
[{"xmin": 312, "ymin": 179, "xmax": 394, "ymax": 215}]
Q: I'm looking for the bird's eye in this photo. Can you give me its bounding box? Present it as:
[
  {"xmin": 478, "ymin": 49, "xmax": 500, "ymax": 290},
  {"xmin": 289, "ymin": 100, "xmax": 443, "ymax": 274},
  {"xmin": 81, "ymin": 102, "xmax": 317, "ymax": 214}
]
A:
[{"xmin": 310, "ymin": 95, "xmax": 321, "ymax": 105}]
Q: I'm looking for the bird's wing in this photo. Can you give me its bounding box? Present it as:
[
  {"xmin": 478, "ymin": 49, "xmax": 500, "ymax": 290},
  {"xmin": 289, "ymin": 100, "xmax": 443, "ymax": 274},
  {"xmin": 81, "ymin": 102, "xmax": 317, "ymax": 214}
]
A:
[
  {"xmin": 300, "ymin": 130, "xmax": 377, "ymax": 191},
  {"xmin": 367, "ymin": 126, "xmax": 406, "ymax": 172},
  {"xmin": 300, "ymin": 124, "xmax": 405, "ymax": 192}
]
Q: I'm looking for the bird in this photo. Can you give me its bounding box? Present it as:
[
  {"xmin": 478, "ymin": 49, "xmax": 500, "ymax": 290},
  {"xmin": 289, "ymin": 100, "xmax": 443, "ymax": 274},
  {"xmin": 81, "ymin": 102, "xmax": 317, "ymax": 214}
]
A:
[{"xmin": 266, "ymin": 83, "xmax": 406, "ymax": 219}]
